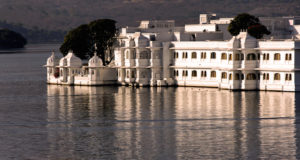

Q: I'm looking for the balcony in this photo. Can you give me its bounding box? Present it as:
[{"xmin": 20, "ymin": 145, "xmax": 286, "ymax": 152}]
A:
[
  {"xmin": 150, "ymin": 59, "xmax": 161, "ymax": 66},
  {"xmin": 135, "ymin": 59, "xmax": 149, "ymax": 67},
  {"xmin": 241, "ymin": 60, "xmax": 258, "ymax": 69},
  {"xmin": 125, "ymin": 59, "xmax": 135, "ymax": 67}
]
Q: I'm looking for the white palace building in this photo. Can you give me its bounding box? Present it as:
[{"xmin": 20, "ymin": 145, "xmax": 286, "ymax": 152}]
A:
[{"xmin": 46, "ymin": 14, "xmax": 300, "ymax": 91}]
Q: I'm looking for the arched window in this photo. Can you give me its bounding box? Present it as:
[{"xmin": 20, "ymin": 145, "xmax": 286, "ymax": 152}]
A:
[
  {"xmin": 274, "ymin": 73, "xmax": 281, "ymax": 80},
  {"xmin": 221, "ymin": 72, "xmax": 227, "ymax": 79},
  {"xmin": 246, "ymin": 53, "xmax": 256, "ymax": 60},
  {"xmin": 241, "ymin": 74, "xmax": 244, "ymax": 80},
  {"xmin": 234, "ymin": 73, "xmax": 240, "ymax": 80},
  {"xmin": 229, "ymin": 54, "xmax": 233, "ymax": 61},
  {"xmin": 126, "ymin": 70, "xmax": 130, "ymax": 78},
  {"xmin": 234, "ymin": 54, "xmax": 240, "ymax": 60},
  {"xmin": 211, "ymin": 71, "xmax": 216, "ymax": 78},
  {"xmin": 286, "ymin": 53, "xmax": 292, "ymax": 60},
  {"xmin": 126, "ymin": 51, "xmax": 129, "ymax": 59},
  {"xmin": 201, "ymin": 71, "xmax": 207, "ymax": 77},
  {"xmin": 229, "ymin": 73, "xmax": 232, "ymax": 80},
  {"xmin": 274, "ymin": 53, "xmax": 281, "ymax": 60},
  {"xmin": 174, "ymin": 52, "xmax": 178, "ymax": 59},
  {"xmin": 132, "ymin": 50, "xmax": 136, "ymax": 59},
  {"xmin": 211, "ymin": 52, "xmax": 216, "ymax": 59},
  {"xmin": 201, "ymin": 52, "xmax": 206, "ymax": 59},
  {"xmin": 183, "ymin": 70, "xmax": 188, "ymax": 77},
  {"xmin": 131, "ymin": 70, "xmax": 135, "ymax": 78},
  {"xmin": 285, "ymin": 74, "xmax": 292, "ymax": 81},
  {"xmin": 221, "ymin": 53, "xmax": 227, "ymax": 60},
  {"xmin": 192, "ymin": 52, "xmax": 197, "ymax": 59},
  {"xmin": 241, "ymin": 54, "xmax": 244, "ymax": 60},
  {"xmin": 192, "ymin": 70, "xmax": 197, "ymax": 77},
  {"xmin": 246, "ymin": 73, "xmax": 256, "ymax": 80}
]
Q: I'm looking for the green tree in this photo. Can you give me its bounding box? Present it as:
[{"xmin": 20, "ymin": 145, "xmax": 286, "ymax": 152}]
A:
[
  {"xmin": 0, "ymin": 29, "xmax": 27, "ymax": 48},
  {"xmin": 60, "ymin": 19, "xmax": 117, "ymax": 65},
  {"xmin": 59, "ymin": 24, "xmax": 92, "ymax": 59},
  {"xmin": 228, "ymin": 13, "xmax": 271, "ymax": 39},
  {"xmin": 89, "ymin": 19, "xmax": 117, "ymax": 65}
]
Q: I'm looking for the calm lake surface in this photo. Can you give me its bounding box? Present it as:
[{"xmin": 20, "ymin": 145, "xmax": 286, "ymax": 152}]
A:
[{"xmin": 1, "ymin": 44, "xmax": 300, "ymax": 159}]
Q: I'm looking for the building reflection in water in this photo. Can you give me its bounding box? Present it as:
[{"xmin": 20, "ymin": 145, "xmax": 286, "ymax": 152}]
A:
[{"xmin": 47, "ymin": 85, "xmax": 298, "ymax": 159}]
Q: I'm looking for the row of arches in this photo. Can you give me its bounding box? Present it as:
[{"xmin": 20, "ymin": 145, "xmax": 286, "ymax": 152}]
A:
[
  {"xmin": 174, "ymin": 51, "xmax": 262, "ymax": 61},
  {"xmin": 263, "ymin": 73, "xmax": 293, "ymax": 81},
  {"xmin": 125, "ymin": 50, "xmax": 151, "ymax": 59},
  {"xmin": 174, "ymin": 70, "xmax": 217, "ymax": 78},
  {"xmin": 174, "ymin": 70, "xmax": 294, "ymax": 82},
  {"xmin": 259, "ymin": 53, "xmax": 293, "ymax": 61}
]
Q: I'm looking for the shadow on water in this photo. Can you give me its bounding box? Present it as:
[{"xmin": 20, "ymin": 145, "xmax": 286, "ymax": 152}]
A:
[{"xmin": 45, "ymin": 86, "xmax": 300, "ymax": 159}]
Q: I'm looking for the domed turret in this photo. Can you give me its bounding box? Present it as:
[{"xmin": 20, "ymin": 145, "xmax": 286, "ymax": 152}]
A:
[
  {"xmin": 237, "ymin": 31, "xmax": 257, "ymax": 48},
  {"xmin": 88, "ymin": 52, "xmax": 103, "ymax": 67},
  {"xmin": 135, "ymin": 32, "xmax": 149, "ymax": 47},
  {"xmin": 59, "ymin": 50, "xmax": 82, "ymax": 67},
  {"xmin": 46, "ymin": 51, "xmax": 59, "ymax": 66}
]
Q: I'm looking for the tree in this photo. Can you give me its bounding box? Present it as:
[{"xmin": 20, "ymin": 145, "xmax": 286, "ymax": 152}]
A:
[
  {"xmin": 0, "ymin": 29, "xmax": 27, "ymax": 49},
  {"xmin": 228, "ymin": 13, "xmax": 271, "ymax": 39},
  {"xmin": 89, "ymin": 19, "xmax": 117, "ymax": 66},
  {"xmin": 60, "ymin": 19, "xmax": 117, "ymax": 65},
  {"xmin": 59, "ymin": 24, "xmax": 92, "ymax": 59}
]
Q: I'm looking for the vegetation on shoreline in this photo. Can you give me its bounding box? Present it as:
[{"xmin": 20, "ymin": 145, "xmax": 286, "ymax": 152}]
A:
[
  {"xmin": 0, "ymin": 20, "xmax": 65, "ymax": 43},
  {"xmin": 0, "ymin": 29, "xmax": 27, "ymax": 49}
]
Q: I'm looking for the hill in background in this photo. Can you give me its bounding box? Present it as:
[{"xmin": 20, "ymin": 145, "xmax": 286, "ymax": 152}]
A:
[{"xmin": 0, "ymin": 0, "xmax": 299, "ymax": 42}]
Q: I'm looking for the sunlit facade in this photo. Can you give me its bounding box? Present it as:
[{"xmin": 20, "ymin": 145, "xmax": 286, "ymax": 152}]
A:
[
  {"xmin": 46, "ymin": 14, "xmax": 300, "ymax": 91},
  {"xmin": 114, "ymin": 14, "xmax": 300, "ymax": 91}
]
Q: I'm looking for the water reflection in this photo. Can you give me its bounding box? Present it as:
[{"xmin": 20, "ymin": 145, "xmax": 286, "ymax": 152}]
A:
[{"xmin": 47, "ymin": 86, "xmax": 298, "ymax": 159}]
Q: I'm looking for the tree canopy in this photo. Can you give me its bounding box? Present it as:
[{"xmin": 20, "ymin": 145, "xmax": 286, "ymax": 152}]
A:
[
  {"xmin": 60, "ymin": 19, "xmax": 117, "ymax": 65},
  {"xmin": 228, "ymin": 13, "xmax": 271, "ymax": 39},
  {"xmin": 0, "ymin": 29, "xmax": 27, "ymax": 49}
]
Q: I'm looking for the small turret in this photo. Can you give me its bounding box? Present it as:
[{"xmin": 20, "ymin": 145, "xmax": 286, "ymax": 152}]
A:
[
  {"xmin": 59, "ymin": 50, "xmax": 82, "ymax": 67},
  {"xmin": 46, "ymin": 51, "xmax": 59, "ymax": 66},
  {"xmin": 88, "ymin": 52, "xmax": 103, "ymax": 67}
]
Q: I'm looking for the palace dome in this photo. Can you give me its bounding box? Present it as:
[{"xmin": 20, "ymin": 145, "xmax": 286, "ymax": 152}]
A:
[
  {"xmin": 88, "ymin": 53, "xmax": 103, "ymax": 67},
  {"xmin": 46, "ymin": 52, "xmax": 59, "ymax": 66},
  {"xmin": 59, "ymin": 50, "xmax": 82, "ymax": 67}
]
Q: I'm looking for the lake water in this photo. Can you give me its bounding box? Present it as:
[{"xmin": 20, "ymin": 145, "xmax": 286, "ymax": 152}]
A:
[{"xmin": 1, "ymin": 44, "xmax": 300, "ymax": 159}]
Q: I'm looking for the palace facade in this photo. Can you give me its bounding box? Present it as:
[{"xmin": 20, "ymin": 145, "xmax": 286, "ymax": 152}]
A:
[{"xmin": 46, "ymin": 14, "xmax": 300, "ymax": 91}]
